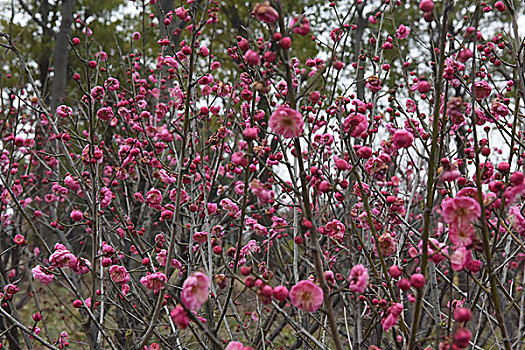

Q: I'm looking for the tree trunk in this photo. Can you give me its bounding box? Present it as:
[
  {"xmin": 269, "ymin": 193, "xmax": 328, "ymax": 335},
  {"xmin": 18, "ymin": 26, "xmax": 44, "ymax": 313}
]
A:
[
  {"xmin": 38, "ymin": 0, "xmax": 52, "ymax": 97},
  {"xmin": 50, "ymin": 0, "xmax": 74, "ymax": 113},
  {"xmin": 157, "ymin": 0, "xmax": 175, "ymax": 42},
  {"xmin": 353, "ymin": 3, "xmax": 367, "ymax": 101}
]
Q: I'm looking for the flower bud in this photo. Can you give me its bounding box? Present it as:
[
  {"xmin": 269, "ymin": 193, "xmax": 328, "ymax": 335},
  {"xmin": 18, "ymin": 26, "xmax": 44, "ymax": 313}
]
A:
[
  {"xmin": 419, "ymin": 0, "xmax": 434, "ymax": 12},
  {"xmin": 389, "ymin": 265, "xmax": 402, "ymax": 278},
  {"xmin": 392, "ymin": 130, "xmax": 414, "ymax": 148},
  {"xmin": 454, "ymin": 308, "xmax": 472, "ymax": 323},
  {"xmin": 511, "ymin": 171, "xmax": 524, "ymax": 185},
  {"xmin": 398, "ymin": 278, "xmax": 411, "ymax": 291},
  {"xmin": 454, "ymin": 327, "xmax": 472, "ymax": 348},
  {"xmin": 410, "ymin": 273, "xmax": 426, "ymax": 289},
  {"xmin": 273, "ymin": 285, "xmax": 289, "ymax": 301}
]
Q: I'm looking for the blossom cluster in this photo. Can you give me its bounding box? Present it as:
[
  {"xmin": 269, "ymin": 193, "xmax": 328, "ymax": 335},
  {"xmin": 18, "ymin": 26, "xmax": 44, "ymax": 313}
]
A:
[{"xmin": 0, "ymin": 0, "xmax": 522, "ymax": 349}]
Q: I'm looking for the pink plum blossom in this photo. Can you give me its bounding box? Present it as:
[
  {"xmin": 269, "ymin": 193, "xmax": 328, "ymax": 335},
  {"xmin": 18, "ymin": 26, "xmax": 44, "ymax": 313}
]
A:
[
  {"xmin": 450, "ymin": 248, "xmax": 472, "ymax": 271},
  {"xmin": 49, "ymin": 248, "xmax": 77, "ymax": 269},
  {"xmin": 441, "ymin": 196, "xmax": 481, "ymax": 227},
  {"xmin": 509, "ymin": 205, "xmax": 525, "ymax": 236},
  {"xmin": 249, "ymin": 179, "xmax": 273, "ymax": 204},
  {"xmin": 381, "ymin": 303, "xmax": 403, "ymax": 332},
  {"xmin": 56, "ymin": 105, "xmax": 73, "ymax": 118},
  {"xmin": 348, "ymin": 264, "xmax": 369, "ymax": 293},
  {"xmin": 269, "ymin": 106, "xmax": 304, "ymax": 138},
  {"xmin": 220, "ymin": 198, "xmax": 239, "ymax": 214},
  {"xmin": 181, "ymin": 272, "xmax": 210, "ymax": 311},
  {"xmin": 449, "ymin": 224, "xmax": 475, "ymax": 247},
  {"xmin": 289, "ymin": 16, "xmax": 310, "ymax": 36},
  {"xmin": 319, "ymin": 220, "xmax": 346, "ymax": 241},
  {"xmin": 366, "ymin": 76, "xmax": 382, "ymax": 92},
  {"xmin": 411, "ymin": 79, "xmax": 431, "ymax": 93},
  {"xmin": 96, "ymin": 107, "xmax": 114, "ymax": 121},
  {"xmin": 140, "ymin": 272, "xmax": 167, "ymax": 293},
  {"xmin": 343, "ymin": 113, "xmax": 368, "ymax": 138},
  {"xmin": 473, "ymin": 81, "xmax": 492, "ymax": 99},
  {"xmin": 109, "ymin": 265, "xmax": 130, "ymax": 284},
  {"xmin": 289, "ymin": 280, "xmax": 324, "ymax": 312},
  {"xmin": 145, "ymin": 188, "xmax": 162, "ymax": 208},
  {"xmin": 225, "ymin": 342, "xmax": 244, "ymax": 350},
  {"xmin": 170, "ymin": 306, "xmax": 189, "ymax": 329},
  {"xmin": 225, "ymin": 341, "xmax": 253, "ymax": 350},
  {"xmin": 72, "ymin": 257, "xmax": 91, "ymax": 275},
  {"xmin": 70, "ymin": 209, "xmax": 83, "ymax": 222},
  {"xmin": 32, "ymin": 265, "xmax": 54, "ymax": 284},
  {"xmin": 406, "ymin": 98, "xmax": 417, "ymax": 113},
  {"xmin": 377, "ymin": 232, "xmax": 397, "ymax": 256},
  {"xmin": 396, "ymin": 25, "xmax": 410, "ymax": 39}
]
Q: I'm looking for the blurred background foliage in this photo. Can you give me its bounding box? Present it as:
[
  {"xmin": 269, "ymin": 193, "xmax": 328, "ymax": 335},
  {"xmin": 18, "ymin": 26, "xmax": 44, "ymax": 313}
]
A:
[{"xmin": 0, "ymin": 0, "xmax": 519, "ymax": 106}]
